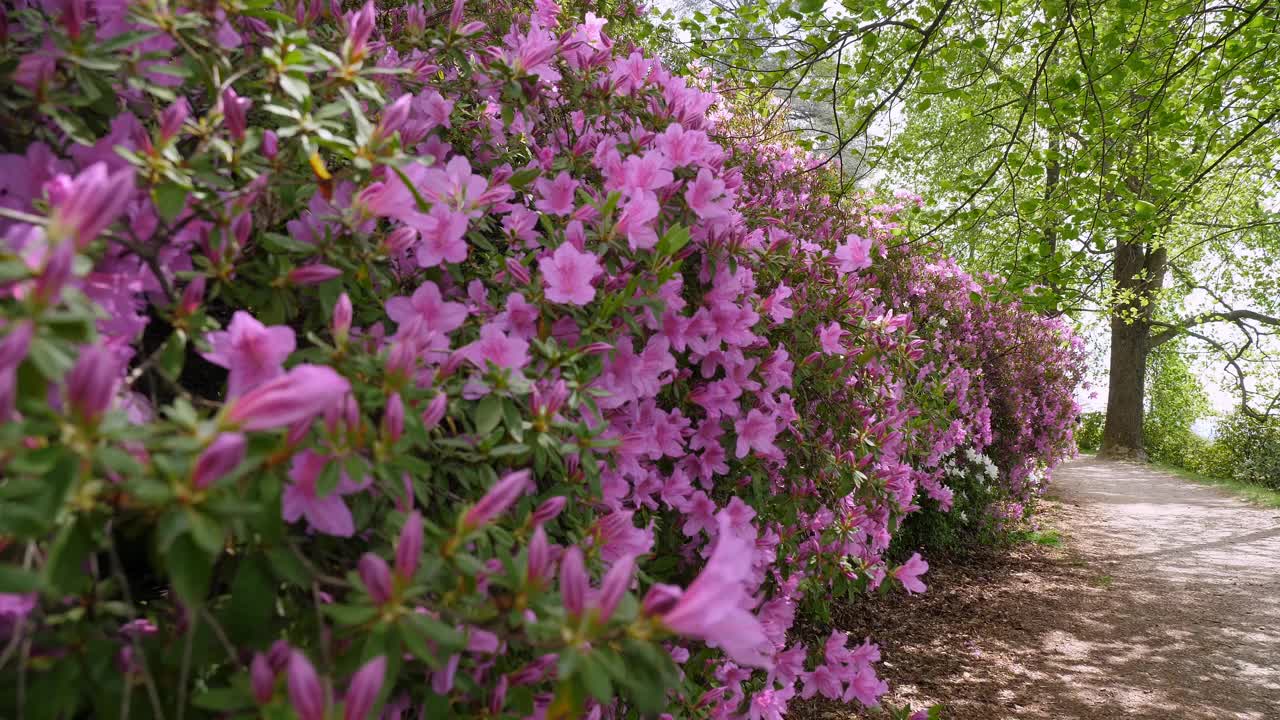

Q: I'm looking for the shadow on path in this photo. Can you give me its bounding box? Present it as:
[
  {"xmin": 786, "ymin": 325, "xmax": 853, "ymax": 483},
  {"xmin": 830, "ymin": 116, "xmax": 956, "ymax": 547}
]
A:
[{"xmin": 806, "ymin": 456, "xmax": 1280, "ymax": 720}]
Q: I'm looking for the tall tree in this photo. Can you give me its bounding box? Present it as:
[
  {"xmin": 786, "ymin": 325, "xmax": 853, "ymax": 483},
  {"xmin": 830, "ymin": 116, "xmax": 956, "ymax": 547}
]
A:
[{"xmin": 670, "ymin": 0, "xmax": 1280, "ymax": 457}]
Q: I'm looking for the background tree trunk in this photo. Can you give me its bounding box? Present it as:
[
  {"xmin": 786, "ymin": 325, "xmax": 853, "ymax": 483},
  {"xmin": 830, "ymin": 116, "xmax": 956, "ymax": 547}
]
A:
[
  {"xmin": 1101, "ymin": 237, "xmax": 1167, "ymax": 459},
  {"xmin": 1102, "ymin": 315, "xmax": 1150, "ymax": 459}
]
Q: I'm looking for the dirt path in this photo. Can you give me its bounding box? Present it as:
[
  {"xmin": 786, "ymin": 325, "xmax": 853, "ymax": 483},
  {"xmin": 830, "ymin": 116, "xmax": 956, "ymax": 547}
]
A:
[{"xmin": 809, "ymin": 456, "xmax": 1280, "ymax": 719}]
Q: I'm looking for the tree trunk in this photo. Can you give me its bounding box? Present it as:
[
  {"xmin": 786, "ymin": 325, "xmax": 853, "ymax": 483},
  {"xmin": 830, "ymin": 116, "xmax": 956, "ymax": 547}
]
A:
[
  {"xmin": 1102, "ymin": 313, "xmax": 1149, "ymax": 459},
  {"xmin": 1100, "ymin": 236, "xmax": 1166, "ymax": 459}
]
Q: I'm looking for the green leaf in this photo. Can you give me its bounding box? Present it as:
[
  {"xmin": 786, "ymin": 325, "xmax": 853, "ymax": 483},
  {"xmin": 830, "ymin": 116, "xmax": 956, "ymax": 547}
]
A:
[
  {"xmin": 577, "ymin": 653, "xmax": 613, "ymax": 701},
  {"xmin": 475, "ymin": 395, "xmax": 503, "ymax": 435},
  {"xmin": 323, "ymin": 603, "xmax": 379, "ymax": 625},
  {"xmin": 508, "ymin": 168, "xmax": 541, "ymax": 189},
  {"xmin": 166, "ymin": 534, "xmax": 215, "ymax": 606},
  {"xmin": 154, "ymin": 329, "xmax": 188, "ymax": 379},
  {"xmin": 266, "ymin": 547, "xmax": 312, "ymax": 585},
  {"xmin": 224, "ymin": 556, "xmax": 274, "ymax": 641},
  {"xmin": 0, "ymin": 565, "xmax": 42, "ymax": 594},
  {"xmin": 46, "ymin": 521, "xmax": 93, "ymax": 594},
  {"xmin": 153, "ymin": 182, "xmax": 189, "ymax": 223},
  {"xmin": 657, "ymin": 224, "xmax": 690, "ymax": 257},
  {"xmin": 187, "ymin": 509, "xmax": 225, "ymax": 555},
  {"xmin": 193, "ymin": 686, "xmax": 253, "ymax": 712}
]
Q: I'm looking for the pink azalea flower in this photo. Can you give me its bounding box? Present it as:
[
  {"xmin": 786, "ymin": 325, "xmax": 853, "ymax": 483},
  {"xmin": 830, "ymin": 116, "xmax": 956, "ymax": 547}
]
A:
[
  {"xmin": 46, "ymin": 162, "xmax": 136, "ymax": 249},
  {"xmin": 615, "ymin": 191, "xmax": 660, "ymax": 250},
  {"xmin": 464, "ymin": 322, "xmax": 530, "ymax": 370},
  {"xmin": 834, "ymin": 233, "xmax": 873, "ymax": 273},
  {"xmin": 385, "ymin": 281, "xmax": 468, "ymax": 333},
  {"xmin": 224, "ymin": 365, "xmax": 350, "ymax": 431},
  {"xmin": 539, "ymin": 243, "xmax": 603, "ymax": 305},
  {"xmin": 684, "ymin": 168, "xmax": 732, "ymax": 220},
  {"xmin": 893, "ymin": 552, "xmax": 928, "ymax": 594},
  {"xmin": 747, "ymin": 685, "xmax": 795, "ymax": 720},
  {"xmin": 818, "ymin": 322, "xmax": 847, "ymax": 355},
  {"xmin": 202, "ymin": 311, "xmax": 296, "ymax": 398},
  {"xmin": 734, "ymin": 408, "xmax": 780, "ymax": 459},
  {"xmin": 646, "ymin": 514, "xmax": 772, "ymax": 668},
  {"xmin": 533, "ymin": 171, "xmax": 579, "ymax": 216},
  {"xmin": 844, "ymin": 665, "xmax": 889, "ymax": 706},
  {"xmin": 281, "ymin": 450, "xmax": 366, "ymax": 537},
  {"xmin": 413, "ymin": 204, "xmax": 470, "ymax": 267}
]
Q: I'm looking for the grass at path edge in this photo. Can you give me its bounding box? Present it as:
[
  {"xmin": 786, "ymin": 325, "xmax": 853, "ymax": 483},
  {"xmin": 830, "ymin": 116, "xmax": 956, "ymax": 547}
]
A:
[{"xmin": 1154, "ymin": 461, "xmax": 1280, "ymax": 509}]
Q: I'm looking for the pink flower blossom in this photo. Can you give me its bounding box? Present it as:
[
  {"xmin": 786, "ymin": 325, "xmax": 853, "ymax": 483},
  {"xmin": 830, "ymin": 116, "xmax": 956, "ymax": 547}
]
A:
[
  {"xmin": 734, "ymin": 408, "xmax": 780, "ymax": 459},
  {"xmin": 684, "ymin": 168, "xmax": 732, "ymax": 220},
  {"xmin": 203, "ymin": 311, "xmax": 296, "ymax": 398},
  {"xmin": 464, "ymin": 322, "xmax": 530, "ymax": 370},
  {"xmin": 893, "ymin": 552, "xmax": 928, "ymax": 594},
  {"xmin": 539, "ymin": 243, "xmax": 603, "ymax": 305},
  {"xmin": 281, "ymin": 450, "xmax": 367, "ymax": 537},
  {"xmin": 648, "ymin": 514, "xmax": 772, "ymax": 668},
  {"xmin": 818, "ymin": 322, "xmax": 847, "ymax": 355},
  {"xmin": 386, "ymin": 281, "xmax": 468, "ymax": 333},
  {"xmin": 533, "ymin": 171, "xmax": 579, "ymax": 216},
  {"xmin": 47, "ymin": 162, "xmax": 136, "ymax": 248},
  {"xmin": 834, "ymin": 234, "xmax": 873, "ymax": 273}
]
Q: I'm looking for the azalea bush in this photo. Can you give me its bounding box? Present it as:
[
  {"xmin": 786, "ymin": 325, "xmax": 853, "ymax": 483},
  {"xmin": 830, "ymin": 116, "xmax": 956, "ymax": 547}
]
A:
[{"xmin": 0, "ymin": 1, "xmax": 1081, "ymax": 719}]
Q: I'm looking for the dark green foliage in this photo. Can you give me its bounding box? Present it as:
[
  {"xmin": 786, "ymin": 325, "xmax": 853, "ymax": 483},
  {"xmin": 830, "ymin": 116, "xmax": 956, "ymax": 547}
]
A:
[
  {"xmin": 1200, "ymin": 414, "xmax": 1280, "ymax": 488},
  {"xmin": 1076, "ymin": 412, "xmax": 1105, "ymax": 453}
]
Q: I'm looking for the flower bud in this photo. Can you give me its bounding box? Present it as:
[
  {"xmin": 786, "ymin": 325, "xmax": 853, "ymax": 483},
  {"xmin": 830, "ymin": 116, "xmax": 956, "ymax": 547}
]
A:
[
  {"xmin": 358, "ymin": 553, "xmax": 393, "ymax": 605},
  {"xmin": 395, "ymin": 511, "xmax": 423, "ymax": 580},
  {"xmin": 332, "ymin": 292, "xmax": 353, "ymax": 344},
  {"xmin": 406, "ymin": 3, "xmax": 426, "ymax": 33},
  {"xmin": 377, "ymin": 94, "xmax": 412, "ymax": 139},
  {"xmin": 597, "ymin": 555, "xmax": 634, "ymax": 623},
  {"xmin": 60, "ymin": 0, "xmax": 86, "ymax": 40},
  {"xmin": 489, "ymin": 674, "xmax": 509, "ymax": 716},
  {"xmin": 530, "ymin": 496, "xmax": 566, "ymax": 525},
  {"xmin": 385, "ymin": 341, "xmax": 417, "ymax": 382},
  {"xmin": 286, "ymin": 651, "xmax": 326, "ymax": 720},
  {"xmin": 382, "ymin": 392, "xmax": 404, "ymax": 444},
  {"xmin": 221, "ymin": 87, "xmax": 251, "ymax": 142},
  {"xmin": 65, "ymin": 344, "xmax": 120, "ymax": 424},
  {"xmin": 31, "ymin": 241, "xmax": 74, "ymax": 307},
  {"xmin": 0, "ymin": 321, "xmax": 34, "ymax": 374},
  {"xmin": 464, "ymin": 470, "xmax": 532, "ymax": 529},
  {"xmin": 559, "ymin": 546, "xmax": 586, "ymax": 617},
  {"xmin": 505, "ymin": 257, "xmax": 531, "ymax": 285},
  {"xmin": 268, "ymin": 640, "xmax": 292, "ymax": 671},
  {"xmin": 287, "ymin": 263, "xmax": 342, "ymax": 286},
  {"xmin": 448, "ymin": 0, "xmax": 465, "ymax": 29},
  {"xmin": 527, "ymin": 525, "xmax": 552, "ymax": 585},
  {"xmin": 641, "ymin": 583, "xmax": 682, "ymax": 616},
  {"xmin": 179, "ymin": 276, "xmax": 206, "ymax": 317},
  {"xmin": 191, "ymin": 432, "xmax": 246, "ymax": 489},
  {"xmin": 343, "ymin": 656, "xmax": 386, "ymax": 720},
  {"xmin": 159, "ymin": 98, "xmax": 190, "ymax": 144},
  {"xmin": 421, "ymin": 392, "xmax": 447, "ymax": 430},
  {"xmin": 250, "ymin": 652, "xmax": 275, "ymax": 704},
  {"xmin": 347, "ymin": 1, "xmax": 376, "ymax": 60},
  {"xmin": 262, "ymin": 130, "xmax": 279, "ymax": 160}
]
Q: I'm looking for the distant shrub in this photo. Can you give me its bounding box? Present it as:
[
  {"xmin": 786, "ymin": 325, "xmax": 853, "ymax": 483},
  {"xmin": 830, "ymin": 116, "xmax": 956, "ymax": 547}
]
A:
[
  {"xmin": 1213, "ymin": 413, "xmax": 1280, "ymax": 487},
  {"xmin": 1077, "ymin": 411, "xmax": 1105, "ymax": 453}
]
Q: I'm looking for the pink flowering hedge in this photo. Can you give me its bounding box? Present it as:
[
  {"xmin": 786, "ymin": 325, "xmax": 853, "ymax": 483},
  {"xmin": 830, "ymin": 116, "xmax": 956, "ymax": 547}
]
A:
[{"xmin": 0, "ymin": 1, "xmax": 1083, "ymax": 719}]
